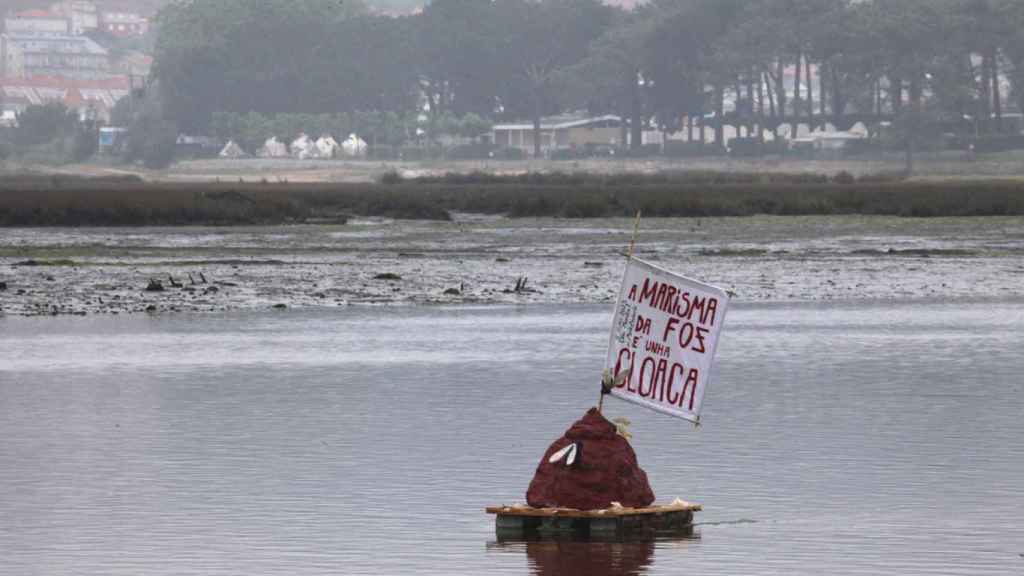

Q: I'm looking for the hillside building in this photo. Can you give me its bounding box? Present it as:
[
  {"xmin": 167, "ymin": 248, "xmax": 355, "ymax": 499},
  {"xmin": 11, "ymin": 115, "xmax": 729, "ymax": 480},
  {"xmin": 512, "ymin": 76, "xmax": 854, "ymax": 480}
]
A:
[
  {"xmin": 50, "ymin": 1, "xmax": 99, "ymax": 35},
  {"xmin": 492, "ymin": 114, "xmax": 623, "ymax": 154},
  {"xmin": 99, "ymin": 10, "xmax": 148, "ymax": 36},
  {"xmin": 3, "ymin": 9, "xmax": 70, "ymax": 36},
  {"xmin": 0, "ymin": 74, "xmax": 130, "ymax": 121},
  {"xmin": 1, "ymin": 33, "xmax": 109, "ymax": 79}
]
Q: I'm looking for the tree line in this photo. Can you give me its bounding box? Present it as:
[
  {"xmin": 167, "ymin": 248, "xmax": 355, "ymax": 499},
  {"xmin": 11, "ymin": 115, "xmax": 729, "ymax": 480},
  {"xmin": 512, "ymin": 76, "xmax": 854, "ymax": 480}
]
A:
[{"xmin": 151, "ymin": 0, "xmax": 1024, "ymax": 158}]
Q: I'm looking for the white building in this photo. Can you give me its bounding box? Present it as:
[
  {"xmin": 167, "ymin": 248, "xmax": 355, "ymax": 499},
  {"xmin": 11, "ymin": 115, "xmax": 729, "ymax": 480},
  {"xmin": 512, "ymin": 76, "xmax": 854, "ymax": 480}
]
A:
[
  {"xmin": 1, "ymin": 34, "xmax": 110, "ymax": 79},
  {"xmin": 51, "ymin": 1, "xmax": 99, "ymax": 35},
  {"xmin": 3, "ymin": 9, "xmax": 70, "ymax": 36},
  {"xmin": 99, "ymin": 11, "xmax": 148, "ymax": 36},
  {"xmin": 492, "ymin": 114, "xmax": 623, "ymax": 154},
  {"xmin": 1, "ymin": 75, "xmax": 130, "ymax": 122}
]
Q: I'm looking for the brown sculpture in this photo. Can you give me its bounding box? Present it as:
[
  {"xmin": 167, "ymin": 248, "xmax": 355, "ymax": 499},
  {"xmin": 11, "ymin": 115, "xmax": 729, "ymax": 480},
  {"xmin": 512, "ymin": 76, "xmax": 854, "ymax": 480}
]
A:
[{"xmin": 526, "ymin": 408, "xmax": 655, "ymax": 510}]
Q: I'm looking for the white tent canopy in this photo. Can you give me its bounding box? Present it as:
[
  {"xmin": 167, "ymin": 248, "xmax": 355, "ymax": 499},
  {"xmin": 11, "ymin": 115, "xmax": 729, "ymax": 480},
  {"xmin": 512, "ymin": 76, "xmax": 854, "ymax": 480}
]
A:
[
  {"xmin": 290, "ymin": 133, "xmax": 319, "ymax": 159},
  {"xmin": 219, "ymin": 140, "xmax": 248, "ymax": 158},
  {"xmin": 341, "ymin": 133, "xmax": 368, "ymax": 157},
  {"xmin": 258, "ymin": 137, "xmax": 289, "ymax": 158},
  {"xmin": 315, "ymin": 135, "xmax": 340, "ymax": 158}
]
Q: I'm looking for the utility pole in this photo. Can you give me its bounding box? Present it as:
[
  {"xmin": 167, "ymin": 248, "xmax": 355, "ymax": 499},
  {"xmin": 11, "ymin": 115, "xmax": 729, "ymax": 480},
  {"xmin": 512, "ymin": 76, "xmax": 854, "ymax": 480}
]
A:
[{"xmin": 128, "ymin": 73, "xmax": 135, "ymax": 119}]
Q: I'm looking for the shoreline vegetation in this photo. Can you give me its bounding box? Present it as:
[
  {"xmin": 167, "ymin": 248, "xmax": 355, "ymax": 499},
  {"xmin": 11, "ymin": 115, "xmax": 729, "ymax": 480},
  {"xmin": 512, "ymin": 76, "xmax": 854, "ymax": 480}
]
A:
[{"xmin": 2, "ymin": 171, "xmax": 1024, "ymax": 226}]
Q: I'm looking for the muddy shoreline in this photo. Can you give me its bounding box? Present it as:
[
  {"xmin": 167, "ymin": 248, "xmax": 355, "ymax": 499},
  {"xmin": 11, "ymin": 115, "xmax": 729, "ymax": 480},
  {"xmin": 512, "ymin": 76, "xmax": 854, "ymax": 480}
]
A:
[{"xmin": 2, "ymin": 215, "xmax": 1022, "ymax": 317}]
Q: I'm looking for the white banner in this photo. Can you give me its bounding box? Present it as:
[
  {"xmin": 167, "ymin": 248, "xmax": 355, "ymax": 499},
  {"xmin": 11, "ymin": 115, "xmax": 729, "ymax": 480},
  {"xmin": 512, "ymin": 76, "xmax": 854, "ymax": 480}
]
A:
[{"xmin": 605, "ymin": 258, "xmax": 730, "ymax": 424}]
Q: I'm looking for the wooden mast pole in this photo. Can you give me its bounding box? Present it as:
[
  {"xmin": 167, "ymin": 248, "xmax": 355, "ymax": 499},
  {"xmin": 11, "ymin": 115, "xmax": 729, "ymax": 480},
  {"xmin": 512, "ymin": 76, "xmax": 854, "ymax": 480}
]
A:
[
  {"xmin": 627, "ymin": 209, "xmax": 642, "ymax": 259},
  {"xmin": 599, "ymin": 210, "xmax": 643, "ymax": 413}
]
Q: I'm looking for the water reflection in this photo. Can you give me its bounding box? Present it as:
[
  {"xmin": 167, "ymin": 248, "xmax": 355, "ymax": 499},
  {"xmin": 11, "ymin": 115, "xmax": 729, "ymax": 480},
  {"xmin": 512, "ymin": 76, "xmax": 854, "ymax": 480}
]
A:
[
  {"xmin": 489, "ymin": 533, "xmax": 697, "ymax": 576},
  {"xmin": 525, "ymin": 540, "xmax": 654, "ymax": 576}
]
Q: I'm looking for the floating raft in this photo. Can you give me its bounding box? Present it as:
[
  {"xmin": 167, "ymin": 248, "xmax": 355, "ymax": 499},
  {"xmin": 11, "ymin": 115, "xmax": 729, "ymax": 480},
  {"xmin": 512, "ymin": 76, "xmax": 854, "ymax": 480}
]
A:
[{"xmin": 486, "ymin": 501, "xmax": 700, "ymax": 539}]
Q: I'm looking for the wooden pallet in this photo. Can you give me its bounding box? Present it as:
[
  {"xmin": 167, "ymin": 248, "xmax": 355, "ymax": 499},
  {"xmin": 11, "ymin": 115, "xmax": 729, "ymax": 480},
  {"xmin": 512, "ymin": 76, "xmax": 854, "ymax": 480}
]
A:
[{"xmin": 486, "ymin": 501, "xmax": 700, "ymax": 539}]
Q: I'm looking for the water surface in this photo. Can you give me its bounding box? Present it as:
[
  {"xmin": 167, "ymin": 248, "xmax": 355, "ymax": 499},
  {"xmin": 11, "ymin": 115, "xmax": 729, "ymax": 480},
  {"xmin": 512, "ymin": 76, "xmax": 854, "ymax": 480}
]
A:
[{"xmin": 2, "ymin": 301, "xmax": 1022, "ymax": 575}]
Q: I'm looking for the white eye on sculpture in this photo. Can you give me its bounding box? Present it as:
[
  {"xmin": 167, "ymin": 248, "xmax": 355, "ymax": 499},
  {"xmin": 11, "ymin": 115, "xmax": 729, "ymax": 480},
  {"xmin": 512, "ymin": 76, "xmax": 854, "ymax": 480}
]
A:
[
  {"xmin": 548, "ymin": 443, "xmax": 579, "ymax": 467},
  {"xmin": 565, "ymin": 443, "xmax": 578, "ymax": 466}
]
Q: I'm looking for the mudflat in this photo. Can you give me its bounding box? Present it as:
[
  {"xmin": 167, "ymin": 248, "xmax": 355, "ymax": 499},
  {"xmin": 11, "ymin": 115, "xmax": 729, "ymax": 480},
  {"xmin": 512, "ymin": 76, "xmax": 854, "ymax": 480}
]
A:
[{"xmin": 2, "ymin": 214, "xmax": 1021, "ymax": 316}]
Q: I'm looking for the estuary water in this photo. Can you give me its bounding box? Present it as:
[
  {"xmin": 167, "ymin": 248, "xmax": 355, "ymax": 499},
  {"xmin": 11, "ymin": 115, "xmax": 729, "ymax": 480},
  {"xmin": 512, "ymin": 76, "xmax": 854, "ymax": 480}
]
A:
[{"xmin": 1, "ymin": 301, "xmax": 1023, "ymax": 575}]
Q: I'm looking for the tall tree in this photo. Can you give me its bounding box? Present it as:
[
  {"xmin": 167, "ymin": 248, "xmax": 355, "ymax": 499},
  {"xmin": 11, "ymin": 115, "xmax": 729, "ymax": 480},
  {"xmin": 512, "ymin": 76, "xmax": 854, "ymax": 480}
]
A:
[
  {"xmin": 560, "ymin": 10, "xmax": 655, "ymax": 150},
  {"xmin": 414, "ymin": 0, "xmax": 502, "ymax": 118},
  {"xmin": 643, "ymin": 0, "xmax": 745, "ymax": 145},
  {"xmin": 153, "ymin": 0, "xmax": 421, "ymax": 133},
  {"xmin": 494, "ymin": 0, "xmax": 614, "ymax": 157}
]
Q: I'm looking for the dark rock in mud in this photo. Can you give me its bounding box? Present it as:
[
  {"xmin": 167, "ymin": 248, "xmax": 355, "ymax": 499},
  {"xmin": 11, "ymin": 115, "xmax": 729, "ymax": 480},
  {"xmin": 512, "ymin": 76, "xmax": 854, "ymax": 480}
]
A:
[
  {"xmin": 443, "ymin": 287, "xmax": 461, "ymax": 295},
  {"xmin": 374, "ymin": 272, "xmax": 402, "ymax": 281},
  {"xmin": 526, "ymin": 408, "xmax": 655, "ymax": 510},
  {"xmin": 272, "ymin": 303, "xmax": 287, "ymax": 309},
  {"xmin": 0, "ymin": 281, "xmax": 6, "ymax": 291},
  {"xmin": 145, "ymin": 279, "xmax": 165, "ymax": 292}
]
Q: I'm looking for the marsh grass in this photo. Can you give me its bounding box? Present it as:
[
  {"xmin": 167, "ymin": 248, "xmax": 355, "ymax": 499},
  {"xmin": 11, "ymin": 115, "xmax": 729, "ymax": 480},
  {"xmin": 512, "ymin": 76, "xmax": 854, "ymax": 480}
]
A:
[{"xmin": 1, "ymin": 172, "xmax": 1023, "ymax": 226}]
